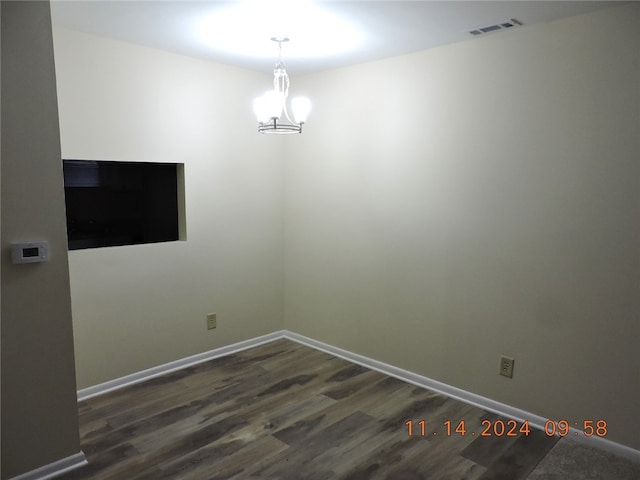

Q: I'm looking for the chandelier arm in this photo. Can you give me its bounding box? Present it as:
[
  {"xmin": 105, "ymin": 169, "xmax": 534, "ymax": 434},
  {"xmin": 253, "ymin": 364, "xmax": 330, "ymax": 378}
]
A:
[
  {"xmin": 274, "ymin": 70, "xmax": 289, "ymax": 98},
  {"xmin": 282, "ymin": 102, "xmax": 297, "ymax": 125},
  {"xmin": 273, "ymin": 66, "xmax": 298, "ymax": 126}
]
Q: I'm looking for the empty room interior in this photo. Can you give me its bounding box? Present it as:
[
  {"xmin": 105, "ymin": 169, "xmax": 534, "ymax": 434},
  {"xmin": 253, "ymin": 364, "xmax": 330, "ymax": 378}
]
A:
[{"xmin": 1, "ymin": 1, "xmax": 639, "ymax": 479}]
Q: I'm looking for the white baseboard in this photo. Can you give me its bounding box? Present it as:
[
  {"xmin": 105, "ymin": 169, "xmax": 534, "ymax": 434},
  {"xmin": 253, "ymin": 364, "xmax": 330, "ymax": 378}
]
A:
[
  {"xmin": 77, "ymin": 330, "xmax": 286, "ymax": 401},
  {"xmin": 282, "ymin": 330, "xmax": 640, "ymax": 464},
  {"xmin": 8, "ymin": 452, "xmax": 87, "ymax": 480},
  {"xmin": 77, "ymin": 329, "xmax": 640, "ymax": 463}
]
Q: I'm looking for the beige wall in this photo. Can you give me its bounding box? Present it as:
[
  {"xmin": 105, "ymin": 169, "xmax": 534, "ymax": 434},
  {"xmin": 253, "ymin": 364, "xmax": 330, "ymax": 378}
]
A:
[
  {"xmin": 52, "ymin": 28, "xmax": 285, "ymax": 388},
  {"xmin": 1, "ymin": 2, "xmax": 80, "ymax": 478},
  {"xmin": 284, "ymin": 4, "xmax": 639, "ymax": 450}
]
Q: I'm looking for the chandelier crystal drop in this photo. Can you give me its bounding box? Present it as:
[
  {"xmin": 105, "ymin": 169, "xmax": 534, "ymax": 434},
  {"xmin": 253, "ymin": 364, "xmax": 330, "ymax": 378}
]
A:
[{"xmin": 254, "ymin": 38, "xmax": 311, "ymax": 134}]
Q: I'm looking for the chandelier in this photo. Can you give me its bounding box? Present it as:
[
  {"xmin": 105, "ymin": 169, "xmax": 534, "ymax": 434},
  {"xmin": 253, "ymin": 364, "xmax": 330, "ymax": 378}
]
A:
[{"xmin": 253, "ymin": 38, "xmax": 311, "ymax": 134}]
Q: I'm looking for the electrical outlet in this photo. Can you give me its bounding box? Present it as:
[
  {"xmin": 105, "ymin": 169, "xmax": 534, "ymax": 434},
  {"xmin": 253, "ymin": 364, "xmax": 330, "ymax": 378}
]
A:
[
  {"xmin": 207, "ymin": 313, "xmax": 217, "ymax": 330},
  {"xmin": 499, "ymin": 356, "xmax": 514, "ymax": 378}
]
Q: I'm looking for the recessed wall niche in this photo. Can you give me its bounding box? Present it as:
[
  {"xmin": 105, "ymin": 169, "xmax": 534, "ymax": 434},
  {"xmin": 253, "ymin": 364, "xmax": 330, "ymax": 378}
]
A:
[{"xmin": 63, "ymin": 159, "xmax": 185, "ymax": 250}]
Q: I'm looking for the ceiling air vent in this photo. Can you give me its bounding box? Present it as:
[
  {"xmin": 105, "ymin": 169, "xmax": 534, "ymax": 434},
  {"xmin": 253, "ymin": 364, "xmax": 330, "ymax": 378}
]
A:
[{"xmin": 469, "ymin": 19, "xmax": 522, "ymax": 36}]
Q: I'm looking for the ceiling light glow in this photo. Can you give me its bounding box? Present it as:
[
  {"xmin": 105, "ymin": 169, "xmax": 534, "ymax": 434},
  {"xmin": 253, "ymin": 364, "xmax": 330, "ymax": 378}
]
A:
[{"xmin": 196, "ymin": 0, "xmax": 363, "ymax": 59}]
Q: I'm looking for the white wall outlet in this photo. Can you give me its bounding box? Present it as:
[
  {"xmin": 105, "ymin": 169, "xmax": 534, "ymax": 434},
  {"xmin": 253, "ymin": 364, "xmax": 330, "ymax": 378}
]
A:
[
  {"xmin": 500, "ymin": 356, "xmax": 514, "ymax": 378},
  {"xmin": 207, "ymin": 313, "xmax": 217, "ymax": 330}
]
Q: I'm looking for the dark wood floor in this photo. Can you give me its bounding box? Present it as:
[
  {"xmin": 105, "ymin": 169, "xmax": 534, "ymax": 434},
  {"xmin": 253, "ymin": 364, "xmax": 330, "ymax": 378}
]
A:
[{"xmin": 58, "ymin": 339, "xmax": 558, "ymax": 480}]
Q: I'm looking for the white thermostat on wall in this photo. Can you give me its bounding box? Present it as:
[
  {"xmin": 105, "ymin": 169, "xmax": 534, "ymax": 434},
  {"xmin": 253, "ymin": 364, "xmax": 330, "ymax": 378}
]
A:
[{"xmin": 11, "ymin": 241, "xmax": 49, "ymax": 264}]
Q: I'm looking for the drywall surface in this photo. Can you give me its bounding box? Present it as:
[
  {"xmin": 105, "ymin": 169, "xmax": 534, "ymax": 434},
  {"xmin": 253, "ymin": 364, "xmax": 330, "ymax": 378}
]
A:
[
  {"xmin": 52, "ymin": 28, "xmax": 285, "ymax": 388},
  {"xmin": 1, "ymin": 2, "xmax": 81, "ymax": 477},
  {"xmin": 284, "ymin": 5, "xmax": 640, "ymax": 450}
]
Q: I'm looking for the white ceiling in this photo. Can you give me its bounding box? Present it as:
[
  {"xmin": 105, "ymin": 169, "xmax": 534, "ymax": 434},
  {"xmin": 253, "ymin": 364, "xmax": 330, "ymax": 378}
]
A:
[{"xmin": 50, "ymin": 1, "xmax": 624, "ymax": 75}]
